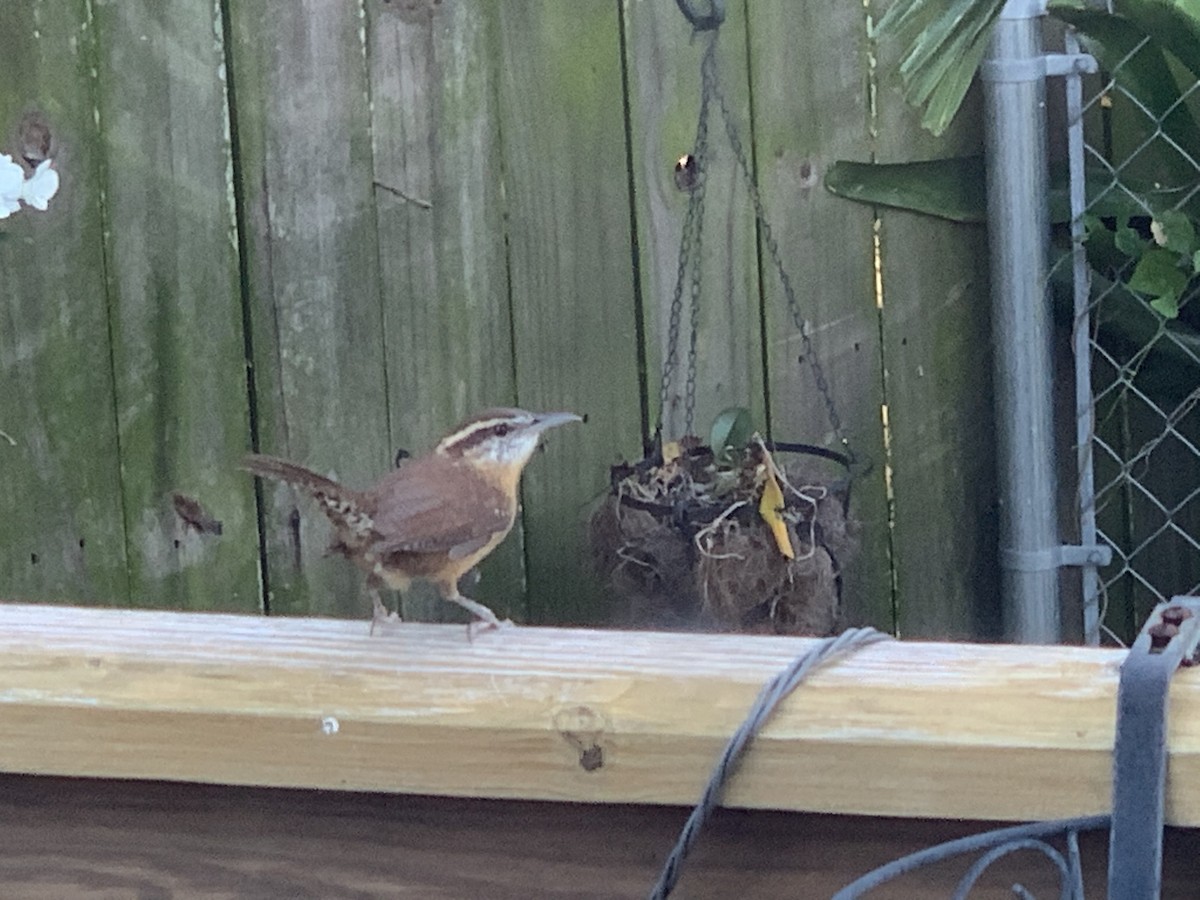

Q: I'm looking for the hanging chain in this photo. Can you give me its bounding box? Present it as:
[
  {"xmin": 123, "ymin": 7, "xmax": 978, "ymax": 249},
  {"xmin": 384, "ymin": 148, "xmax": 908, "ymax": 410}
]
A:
[
  {"xmin": 659, "ymin": 36, "xmax": 715, "ymax": 438},
  {"xmin": 706, "ymin": 68, "xmax": 852, "ymax": 461},
  {"xmin": 659, "ymin": 13, "xmax": 853, "ymax": 464}
]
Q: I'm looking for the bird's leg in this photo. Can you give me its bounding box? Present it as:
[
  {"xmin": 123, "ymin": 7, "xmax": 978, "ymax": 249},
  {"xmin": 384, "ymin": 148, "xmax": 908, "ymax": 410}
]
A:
[
  {"xmin": 368, "ymin": 584, "xmax": 401, "ymax": 636},
  {"xmin": 441, "ymin": 588, "xmax": 512, "ymax": 641}
]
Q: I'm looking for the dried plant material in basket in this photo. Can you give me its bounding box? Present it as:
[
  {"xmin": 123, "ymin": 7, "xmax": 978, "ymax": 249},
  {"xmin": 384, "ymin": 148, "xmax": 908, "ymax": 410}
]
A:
[{"xmin": 590, "ymin": 437, "xmax": 857, "ymax": 635}]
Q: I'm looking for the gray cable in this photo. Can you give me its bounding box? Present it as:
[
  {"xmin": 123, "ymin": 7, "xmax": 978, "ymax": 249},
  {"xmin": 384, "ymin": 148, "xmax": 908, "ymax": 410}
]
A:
[{"xmin": 648, "ymin": 626, "xmax": 893, "ymax": 899}]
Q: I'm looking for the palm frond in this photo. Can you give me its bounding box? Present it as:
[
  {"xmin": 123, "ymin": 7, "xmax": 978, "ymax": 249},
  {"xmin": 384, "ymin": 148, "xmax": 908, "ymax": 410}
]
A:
[{"xmin": 875, "ymin": 0, "xmax": 1007, "ymax": 135}]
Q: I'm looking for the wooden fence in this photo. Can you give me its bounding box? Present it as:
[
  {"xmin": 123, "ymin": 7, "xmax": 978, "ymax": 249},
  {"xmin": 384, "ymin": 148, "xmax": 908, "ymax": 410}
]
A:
[{"xmin": 0, "ymin": 0, "xmax": 993, "ymax": 636}]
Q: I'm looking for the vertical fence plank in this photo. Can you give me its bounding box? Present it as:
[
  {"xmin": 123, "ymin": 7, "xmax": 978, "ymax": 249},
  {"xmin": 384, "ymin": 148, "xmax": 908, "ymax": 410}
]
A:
[
  {"xmin": 494, "ymin": 1, "xmax": 644, "ymax": 625},
  {"xmin": 226, "ymin": 0, "xmax": 390, "ymax": 618},
  {"xmin": 0, "ymin": 1, "xmax": 129, "ymax": 605},
  {"xmin": 871, "ymin": 10, "xmax": 998, "ymax": 639},
  {"xmin": 366, "ymin": 0, "xmax": 524, "ymax": 622},
  {"xmin": 623, "ymin": 0, "xmax": 765, "ymax": 440},
  {"xmin": 745, "ymin": 2, "xmax": 894, "ymax": 631},
  {"xmin": 90, "ymin": 0, "xmax": 259, "ymax": 611}
]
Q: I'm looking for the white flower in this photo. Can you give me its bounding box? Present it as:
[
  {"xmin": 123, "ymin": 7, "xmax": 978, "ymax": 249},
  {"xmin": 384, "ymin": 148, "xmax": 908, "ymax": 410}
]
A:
[
  {"xmin": 0, "ymin": 153, "xmax": 59, "ymax": 218},
  {"xmin": 0, "ymin": 154, "xmax": 23, "ymax": 219},
  {"xmin": 20, "ymin": 159, "xmax": 59, "ymax": 210}
]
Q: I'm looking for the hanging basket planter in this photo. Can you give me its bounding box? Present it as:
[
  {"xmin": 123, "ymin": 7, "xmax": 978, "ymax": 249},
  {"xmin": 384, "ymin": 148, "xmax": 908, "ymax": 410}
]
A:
[
  {"xmin": 591, "ymin": 6, "xmax": 862, "ymax": 635},
  {"xmin": 591, "ymin": 438, "xmax": 856, "ymax": 635}
]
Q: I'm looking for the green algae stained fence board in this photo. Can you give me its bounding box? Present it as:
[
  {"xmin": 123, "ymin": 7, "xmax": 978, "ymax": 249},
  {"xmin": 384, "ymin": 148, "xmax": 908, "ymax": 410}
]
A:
[
  {"xmin": 744, "ymin": 2, "xmax": 897, "ymax": 631},
  {"xmin": 225, "ymin": 0, "xmax": 392, "ymax": 619},
  {"xmin": 0, "ymin": 2, "xmax": 130, "ymax": 606},
  {"xmin": 0, "ymin": 1, "xmax": 1000, "ymax": 636},
  {"xmin": 365, "ymin": 0, "xmax": 525, "ymax": 623},
  {"xmin": 493, "ymin": 1, "xmax": 645, "ymax": 625},
  {"xmin": 623, "ymin": 0, "xmax": 766, "ymax": 441},
  {"xmin": 91, "ymin": 0, "xmax": 261, "ymax": 613},
  {"xmin": 870, "ymin": 1, "xmax": 998, "ymax": 639}
]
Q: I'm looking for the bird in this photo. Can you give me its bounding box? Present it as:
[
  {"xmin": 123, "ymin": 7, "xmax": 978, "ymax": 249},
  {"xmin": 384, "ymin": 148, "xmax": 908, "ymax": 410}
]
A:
[{"xmin": 243, "ymin": 407, "xmax": 582, "ymax": 635}]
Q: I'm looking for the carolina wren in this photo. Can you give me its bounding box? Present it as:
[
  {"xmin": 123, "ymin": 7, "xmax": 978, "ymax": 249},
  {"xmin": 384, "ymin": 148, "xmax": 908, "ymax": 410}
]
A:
[{"xmin": 244, "ymin": 408, "xmax": 581, "ymax": 634}]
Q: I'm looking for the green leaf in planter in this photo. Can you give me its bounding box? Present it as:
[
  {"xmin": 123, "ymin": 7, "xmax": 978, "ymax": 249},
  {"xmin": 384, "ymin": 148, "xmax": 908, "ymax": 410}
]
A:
[
  {"xmin": 710, "ymin": 406, "xmax": 755, "ymax": 461},
  {"xmin": 1152, "ymin": 209, "xmax": 1197, "ymax": 254},
  {"xmin": 1127, "ymin": 246, "xmax": 1189, "ymax": 316}
]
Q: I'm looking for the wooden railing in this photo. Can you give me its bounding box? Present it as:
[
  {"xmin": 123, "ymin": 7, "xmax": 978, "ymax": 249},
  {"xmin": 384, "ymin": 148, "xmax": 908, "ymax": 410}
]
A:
[
  {"xmin": 4, "ymin": 601, "xmax": 1200, "ymax": 896},
  {"xmin": 2, "ymin": 603, "xmax": 1198, "ymax": 823}
]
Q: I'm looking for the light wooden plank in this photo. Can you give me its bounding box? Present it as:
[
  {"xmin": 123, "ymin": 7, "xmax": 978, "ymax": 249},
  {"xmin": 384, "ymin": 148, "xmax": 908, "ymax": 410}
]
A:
[
  {"xmin": 870, "ymin": 2, "xmax": 997, "ymax": 638},
  {"xmin": 7, "ymin": 776, "xmax": 1198, "ymax": 899},
  {"xmin": 493, "ymin": 3, "xmax": 644, "ymax": 624},
  {"xmin": 366, "ymin": 0, "xmax": 524, "ymax": 622},
  {"xmin": 90, "ymin": 0, "xmax": 260, "ymax": 612},
  {"xmin": 0, "ymin": 2, "xmax": 129, "ymax": 604},
  {"xmin": 225, "ymin": 0, "xmax": 391, "ymax": 618},
  {"xmin": 1, "ymin": 602, "xmax": 1199, "ymax": 826},
  {"xmin": 745, "ymin": 3, "xmax": 894, "ymax": 630},
  {"xmin": 623, "ymin": 0, "xmax": 766, "ymax": 440}
]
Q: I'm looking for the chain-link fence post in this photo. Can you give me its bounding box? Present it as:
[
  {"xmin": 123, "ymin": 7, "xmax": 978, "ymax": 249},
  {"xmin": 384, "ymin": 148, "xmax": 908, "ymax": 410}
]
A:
[{"xmin": 982, "ymin": 0, "xmax": 1062, "ymax": 642}]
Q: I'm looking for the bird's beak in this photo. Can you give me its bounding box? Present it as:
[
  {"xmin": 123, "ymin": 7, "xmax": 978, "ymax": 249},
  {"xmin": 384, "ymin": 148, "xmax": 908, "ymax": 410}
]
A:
[{"xmin": 532, "ymin": 411, "xmax": 584, "ymax": 433}]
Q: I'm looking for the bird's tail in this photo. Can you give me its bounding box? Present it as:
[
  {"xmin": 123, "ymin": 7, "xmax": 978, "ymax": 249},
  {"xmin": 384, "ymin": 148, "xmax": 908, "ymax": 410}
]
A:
[
  {"xmin": 242, "ymin": 454, "xmax": 360, "ymax": 508},
  {"xmin": 243, "ymin": 454, "xmax": 373, "ymax": 539},
  {"xmin": 242, "ymin": 453, "xmax": 341, "ymax": 492}
]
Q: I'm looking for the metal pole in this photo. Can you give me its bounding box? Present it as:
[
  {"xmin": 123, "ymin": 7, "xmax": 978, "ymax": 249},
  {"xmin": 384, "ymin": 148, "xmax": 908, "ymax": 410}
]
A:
[
  {"xmin": 982, "ymin": 0, "xmax": 1062, "ymax": 643},
  {"xmin": 1064, "ymin": 29, "xmax": 1103, "ymax": 645}
]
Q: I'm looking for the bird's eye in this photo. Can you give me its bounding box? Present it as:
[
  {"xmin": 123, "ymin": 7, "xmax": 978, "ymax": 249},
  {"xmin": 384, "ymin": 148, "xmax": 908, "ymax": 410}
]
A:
[{"xmin": 493, "ymin": 423, "xmax": 510, "ymax": 437}]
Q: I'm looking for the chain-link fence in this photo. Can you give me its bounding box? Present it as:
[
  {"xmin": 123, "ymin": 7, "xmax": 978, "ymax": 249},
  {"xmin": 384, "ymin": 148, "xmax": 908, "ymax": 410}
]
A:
[{"xmin": 1060, "ymin": 16, "xmax": 1200, "ymax": 644}]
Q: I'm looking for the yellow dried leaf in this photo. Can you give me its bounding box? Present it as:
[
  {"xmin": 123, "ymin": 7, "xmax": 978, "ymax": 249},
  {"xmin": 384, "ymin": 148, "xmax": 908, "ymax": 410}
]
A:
[
  {"xmin": 758, "ymin": 465, "xmax": 795, "ymax": 559},
  {"xmin": 662, "ymin": 441, "xmax": 683, "ymax": 464}
]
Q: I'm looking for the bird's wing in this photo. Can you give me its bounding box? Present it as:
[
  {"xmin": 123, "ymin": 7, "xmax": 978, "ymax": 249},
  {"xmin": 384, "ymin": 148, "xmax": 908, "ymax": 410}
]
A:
[{"xmin": 366, "ymin": 457, "xmax": 514, "ymax": 557}]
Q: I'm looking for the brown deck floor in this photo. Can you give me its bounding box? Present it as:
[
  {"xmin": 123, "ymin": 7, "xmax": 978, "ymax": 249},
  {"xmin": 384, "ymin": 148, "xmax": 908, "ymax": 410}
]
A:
[{"xmin": 1, "ymin": 775, "xmax": 1197, "ymax": 898}]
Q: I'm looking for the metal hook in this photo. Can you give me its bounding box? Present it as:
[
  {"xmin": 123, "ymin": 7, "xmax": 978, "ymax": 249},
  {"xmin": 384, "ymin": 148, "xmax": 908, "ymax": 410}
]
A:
[{"xmin": 674, "ymin": 0, "xmax": 725, "ymax": 32}]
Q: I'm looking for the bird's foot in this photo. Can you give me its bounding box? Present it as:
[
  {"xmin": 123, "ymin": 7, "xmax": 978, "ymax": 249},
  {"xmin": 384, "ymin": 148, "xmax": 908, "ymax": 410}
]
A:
[
  {"xmin": 466, "ymin": 614, "xmax": 514, "ymax": 643},
  {"xmin": 369, "ymin": 590, "xmax": 402, "ymax": 636},
  {"xmin": 369, "ymin": 610, "xmax": 402, "ymax": 636},
  {"xmin": 442, "ymin": 590, "xmax": 512, "ymax": 643}
]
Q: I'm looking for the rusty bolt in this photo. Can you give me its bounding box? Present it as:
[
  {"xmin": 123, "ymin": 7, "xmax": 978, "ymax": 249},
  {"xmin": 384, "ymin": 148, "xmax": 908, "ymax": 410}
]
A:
[
  {"xmin": 1161, "ymin": 606, "xmax": 1193, "ymax": 627},
  {"xmin": 1148, "ymin": 622, "xmax": 1180, "ymax": 650}
]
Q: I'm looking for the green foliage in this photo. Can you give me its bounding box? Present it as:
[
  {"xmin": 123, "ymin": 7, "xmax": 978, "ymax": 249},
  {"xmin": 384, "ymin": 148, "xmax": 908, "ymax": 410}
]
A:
[
  {"xmin": 825, "ymin": 158, "xmax": 1162, "ymax": 227},
  {"xmin": 1155, "ymin": 209, "xmax": 1196, "ymax": 255},
  {"xmin": 873, "ymin": 0, "xmax": 1006, "ymax": 136},
  {"xmin": 838, "ymin": 1, "xmax": 1200, "ymax": 327},
  {"xmin": 824, "ymin": 157, "xmax": 987, "ymax": 224},
  {"xmin": 1129, "ymin": 248, "xmax": 1189, "ymax": 317},
  {"xmin": 1088, "ymin": 210, "xmax": 1200, "ymax": 319},
  {"xmin": 875, "ymin": 0, "xmax": 1200, "ymax": 140},
  {"xmin": 709, "ymin": 406, "xmax": 755, "ymax": 462}
]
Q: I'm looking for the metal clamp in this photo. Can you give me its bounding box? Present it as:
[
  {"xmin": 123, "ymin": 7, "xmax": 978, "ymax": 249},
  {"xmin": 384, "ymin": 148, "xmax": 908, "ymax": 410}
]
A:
[
  {"xmin": 1109, "ymin": 598, "xmax": 1200, "ymax": 900},
  {"xmin": 1000, "ymin": 542, "xmax": 1113, "ymax": 572},
  {"xmin": 980, "ymin": 51, "xmax": 1098, "ymax": 84}
]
